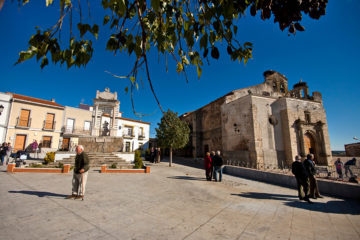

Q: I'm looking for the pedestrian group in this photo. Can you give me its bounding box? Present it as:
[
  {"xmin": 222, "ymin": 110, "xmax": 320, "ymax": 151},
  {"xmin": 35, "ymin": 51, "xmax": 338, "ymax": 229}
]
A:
[{"xmin": 203, "ymin": 150, "xmax": 224, "ymax": 182}]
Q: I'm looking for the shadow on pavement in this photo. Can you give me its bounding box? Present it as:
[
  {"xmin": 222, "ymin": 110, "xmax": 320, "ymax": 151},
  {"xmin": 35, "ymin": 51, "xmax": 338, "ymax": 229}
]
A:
[
  {"xmin": 9, "ymin": 190, "xmax": 67, "ymax": 198},
  {"xmin": 232, "ymin": 192, "xmax": 360, "ymax": 215},
  {"xmin": 168, "ymin": 176, "xmax": 206, "ymax": 181},
  {"xmin": 231, "ymin": 192, "xmax": 297, "ymax": 201},
  {"xmin": 284, "ymin": 200, "xmax": 360, "ymax": 215}
]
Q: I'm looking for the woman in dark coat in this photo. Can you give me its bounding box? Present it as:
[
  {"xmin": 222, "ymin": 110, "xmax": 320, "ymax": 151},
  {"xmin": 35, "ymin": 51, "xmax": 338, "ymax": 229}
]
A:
[{"xmin": 204, "ymin": 152, "xmax": 212, "ymax": 181}]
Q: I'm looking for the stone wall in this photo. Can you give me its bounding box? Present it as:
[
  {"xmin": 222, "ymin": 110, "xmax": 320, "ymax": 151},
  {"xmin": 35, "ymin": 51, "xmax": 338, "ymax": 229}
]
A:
[
  {"xmin": 78, "ymin": 136, "xmax": 123, "ymax": 153},
  {"xmin": 345, "ymin": 143, "xmax": 360, "ymax": 156}
]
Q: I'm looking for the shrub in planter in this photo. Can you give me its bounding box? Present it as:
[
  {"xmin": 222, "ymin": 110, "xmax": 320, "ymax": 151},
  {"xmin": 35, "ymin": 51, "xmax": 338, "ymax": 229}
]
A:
[
  {"xmin": 110, "ymin": 163, "xmax": 117, "ymax": 169},
  {"xmin": 44, "ymin": 152, "xmax": 55, "ymax": 165},
  {"xmin": 134, "ymin": 150, "xmax": 143, "ymax": 169}
]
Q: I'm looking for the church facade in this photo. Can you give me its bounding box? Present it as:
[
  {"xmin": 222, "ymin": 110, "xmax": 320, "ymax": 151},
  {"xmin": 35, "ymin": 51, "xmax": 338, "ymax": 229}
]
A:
[{"xmin": 179, "ymin": 71, "xmax": 332, "ymax": 169}]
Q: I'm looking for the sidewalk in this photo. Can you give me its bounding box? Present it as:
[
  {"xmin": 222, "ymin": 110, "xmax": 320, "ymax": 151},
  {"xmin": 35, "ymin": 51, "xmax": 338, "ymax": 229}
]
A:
[{"xmin": 0, "ymin": 161, "xmax": 359, "ymax": 240}]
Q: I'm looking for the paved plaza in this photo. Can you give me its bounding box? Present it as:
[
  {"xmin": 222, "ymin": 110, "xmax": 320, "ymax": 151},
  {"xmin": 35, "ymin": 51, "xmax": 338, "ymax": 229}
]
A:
[{"xmin": 0, "ymin": 160, "xmax": 359, "ymax": 240}]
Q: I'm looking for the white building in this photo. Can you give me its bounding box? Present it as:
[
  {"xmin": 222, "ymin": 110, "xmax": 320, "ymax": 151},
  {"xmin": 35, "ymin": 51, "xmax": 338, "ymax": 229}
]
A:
[
  {"xmin": 116, "ymin": 116, "xmax": 150, "ymax": 152},
  {"xmin": 0, "ymin": 92, "xmax": 12, "ymax": 143}
]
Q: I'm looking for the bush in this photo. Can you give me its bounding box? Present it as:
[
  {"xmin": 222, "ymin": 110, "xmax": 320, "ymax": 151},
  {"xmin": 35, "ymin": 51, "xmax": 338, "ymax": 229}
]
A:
[
  {"xmin": 134, "ymin": 150, "xmax": 143, "ymax": 169},
  {"xmin": 109, "ymin": 163, "xmax": 117, "ymax": 169},
  {"xmin": 44, "ymin": 152, "xmax": 55, "ymax": 165},
  {"xmin": 28, "ymin": 163, "xmax": 43, "ymax": 168},
  {"xmin": 55, "ymin": 162, "xmax": 64, "ymax": 169}
]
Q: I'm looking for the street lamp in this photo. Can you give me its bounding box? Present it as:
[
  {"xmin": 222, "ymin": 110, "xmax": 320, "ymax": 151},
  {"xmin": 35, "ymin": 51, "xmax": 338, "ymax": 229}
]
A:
[{"xmin": 0, "ymin": 105, "xmax": 4, "ymax": 115}]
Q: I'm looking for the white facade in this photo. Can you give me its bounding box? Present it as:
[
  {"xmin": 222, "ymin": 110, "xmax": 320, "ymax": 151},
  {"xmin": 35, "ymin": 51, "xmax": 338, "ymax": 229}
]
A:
[
  {"xmin": 116, "ymin": 117, "xmax": 150, "ymax": 152},
  {"xmin": 0, "ymin": 92, "xmax": 12, "ymax": 143}
]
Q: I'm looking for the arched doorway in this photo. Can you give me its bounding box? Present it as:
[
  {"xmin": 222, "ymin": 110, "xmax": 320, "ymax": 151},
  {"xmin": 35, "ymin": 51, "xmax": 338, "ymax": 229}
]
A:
[{"xmin": 304, "ymin": 132, "xmax": 317, "ymax": 162}]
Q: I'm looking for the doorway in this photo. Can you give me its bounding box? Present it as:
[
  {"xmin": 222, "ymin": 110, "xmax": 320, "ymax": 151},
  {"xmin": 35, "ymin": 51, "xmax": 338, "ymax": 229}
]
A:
[
  {"xmin": 62, "ymin": 138, "xmax": 70, "ymax": 151},
  {"xmin": 304, "ymin": 132, "xmax": 317, "ymax": 162},
  {"xmin": 14, "ymin": 134, "xmax": 27, "ymax": 152}
]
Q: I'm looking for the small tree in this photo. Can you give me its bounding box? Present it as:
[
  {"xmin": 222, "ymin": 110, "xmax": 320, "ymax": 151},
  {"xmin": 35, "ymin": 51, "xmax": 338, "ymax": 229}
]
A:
[
  {"xmin": 156, "ymin": 110, "xmax": 190, "ymax": 167},
  {"xmin": 134, "ymin": 150, "xmax": 143, "ymax": 169}
]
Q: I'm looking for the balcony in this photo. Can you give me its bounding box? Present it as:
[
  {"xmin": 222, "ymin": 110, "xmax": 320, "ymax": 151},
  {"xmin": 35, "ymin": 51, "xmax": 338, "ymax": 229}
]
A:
[
  {"xmin": 42, "ymin": 120, "xmax": 56, "ymax": 131},
  {"xmin": 62, "ymin": 125, "xmax": 91, "ymax": 136},
  {"xmin": 123, "ymin": 130, "xmax": 135, "ymax": 139},
  {"xmin": 15, "ymin": 117, "xmax": 31, "ymax": 129},
  {"xmin": 138, "ymin": 134, "xmax": 146, "ymax": 140}
]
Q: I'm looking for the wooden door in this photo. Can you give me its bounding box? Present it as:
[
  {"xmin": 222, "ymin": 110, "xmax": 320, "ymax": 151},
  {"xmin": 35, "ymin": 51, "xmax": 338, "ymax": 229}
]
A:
[
  {"xmin": 62, "ymin": 138, "xmax": 70, "ymax": 150},
  {"xmin": 45, "ymin": 113, "xmax": 55, "ymax": 129},
  {"xmin": 19, "ymin": 110, "xmax": 30, "ymax": 127},
  {"xmin": 42, "ymin": 136, "xmax": 52, "ymax": 148},
  {"xmin": 304, "ymin": 133, "xmax": 316, "ymax": 158},
  {"xmin": 14, "ymin": 135, "xmax": 26, "ymax": 152}
]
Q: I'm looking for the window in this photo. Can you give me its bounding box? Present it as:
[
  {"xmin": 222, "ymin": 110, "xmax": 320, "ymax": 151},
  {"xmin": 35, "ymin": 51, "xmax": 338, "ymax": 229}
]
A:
[
  {"xmin": 84, "ymin": 121, "xmax": 91, "ymax": 131},
  {"xmin": 138, "ymin": 143, "xmax": 143, "ymax": 150},
  {"xmin": 139, "ymin": 127, "xmax": 144, "ymax": 137},
  {"xmin": 19, "ymin": 109, "xmax": 30, "ymax": 127},
  {"xmin": 127, "ymin": 127, "xmax": 133, "ymax": 136},
  {"xmin": 125, "ymin": 142, "xmax": 131, "ymax": 152},
  {"xmin": 42, "ymin": 136, "xmax": 52, "ymax": 148},
  {"xmin": 305, "ymin": 111, "xmax": 311, "ymax": 123},
  {"xmin": 66, "ymin": 118, "xmax": 75, "ymax": 132},
  {"xmin": 44, "ymin": 113, "xmax": 55, "ymax": 129}
]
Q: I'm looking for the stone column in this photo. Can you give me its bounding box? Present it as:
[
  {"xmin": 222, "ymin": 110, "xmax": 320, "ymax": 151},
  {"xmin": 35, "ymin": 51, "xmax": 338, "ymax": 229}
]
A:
[
  {"xmin": 92, "ymin": 105, "xmax": 99, "ymax": 136},
  {"xmin": 295, "ymin": 119, "xmax": 306, "ymax": 158}
]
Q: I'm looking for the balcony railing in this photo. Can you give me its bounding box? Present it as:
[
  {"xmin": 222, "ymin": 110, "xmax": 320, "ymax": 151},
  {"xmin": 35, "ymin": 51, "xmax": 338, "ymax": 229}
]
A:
[
  {"xmin": 62, "ymin": 125, "xmax": 91, "ymax": 136},
  {"xmin": 16, "ymin": 117, "xmax": 31, "ymax": 128},
  {"xmin": 123, "ymin": 130, "xmax": 135, "ymax": 138},
  {"xmin": 138, "ymin": 134, "xmax": 146, "ymax": 140},
  {"xmin": 43, "ymin": 120, "xmax": 56, "ymax": 131}
]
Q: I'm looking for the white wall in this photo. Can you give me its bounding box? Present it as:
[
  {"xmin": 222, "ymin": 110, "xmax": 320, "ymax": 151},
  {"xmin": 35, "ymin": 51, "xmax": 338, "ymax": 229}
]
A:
[
  {"xmin": 0, "ymin": 92, "xmax": 12, "ymax": 143},
  {"xmin": 116, "ymin": 118, "xmax": 150, "ymax": 151}
]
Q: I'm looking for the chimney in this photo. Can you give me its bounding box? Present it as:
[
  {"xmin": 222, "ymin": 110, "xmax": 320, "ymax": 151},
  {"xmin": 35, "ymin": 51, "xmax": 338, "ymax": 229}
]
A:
[{"xmin": 51, "ymin": 98, "xmax": 55, "ymax": 102}]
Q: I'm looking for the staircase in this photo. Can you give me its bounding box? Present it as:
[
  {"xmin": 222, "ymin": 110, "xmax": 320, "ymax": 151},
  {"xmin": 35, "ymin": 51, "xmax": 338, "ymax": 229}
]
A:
[{"xmin": 57, "ymin": 152, "xmax": 134, "ymax": 168}]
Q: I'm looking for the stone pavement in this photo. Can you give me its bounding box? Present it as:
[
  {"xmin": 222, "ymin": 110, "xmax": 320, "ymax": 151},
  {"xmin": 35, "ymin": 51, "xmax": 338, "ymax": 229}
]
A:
[{"xmin": 0, "ymin": 161, "xmax": 359, "ymax": 240}]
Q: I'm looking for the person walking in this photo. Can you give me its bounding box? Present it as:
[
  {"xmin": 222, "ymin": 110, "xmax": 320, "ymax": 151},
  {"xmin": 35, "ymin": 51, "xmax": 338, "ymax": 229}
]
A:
[
  {"xmin": 212, "ymin": 151, "xmax": 223, "ymax": 182},
  {"xmin": 156, "ymin": 148, "xmax": 161, "ymax": 163},
  {"xmin": 334, "ymin": 158, "xmax": 344, "ymax": 180},
  {"xmin": 291, "ymin": 155, "xmax": 312, "ymax": 203},
  {"xmin": 344, "ymin": 158, "xmax": 356, "ymax": 178},
  {"xmin": 0, "ymin": 142, "xmax": 8, "ymax": 166},
  {"xmin": 66, "ymin": 145, "xmax": 90, "ymax": 200},
  {"xmin": 5, "ymin": 142, "xmax": 12, "ymax": 164},
  {"xmin": 303, "ymin": 154, "xmax": 323, "ymax": 199},
  {"xmin": 204, "ymin": 152, "xmax": 212, "ymax": 181}
]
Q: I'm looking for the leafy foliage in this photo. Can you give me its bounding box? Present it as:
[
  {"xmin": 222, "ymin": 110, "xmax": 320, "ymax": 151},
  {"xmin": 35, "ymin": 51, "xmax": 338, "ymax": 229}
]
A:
[
  {"xmin": 156, "ymin": 109, "xmax": 190, "ymax": 149},
  {"xmin": 134, "ymin": 150, "xmax": 143, "ymax": 168},
  {"xmin": 15, "ymin": 0, "xmax": 328, "ymax": 113},
  {"xmin": 43, "ymin": 152, "xmax": 55, "ymax": 164}
]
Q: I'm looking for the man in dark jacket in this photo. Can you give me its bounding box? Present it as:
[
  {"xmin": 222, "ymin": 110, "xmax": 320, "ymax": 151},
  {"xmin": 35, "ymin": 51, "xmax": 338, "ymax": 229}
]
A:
[
  {"xmin": 344, "ymin": 158, "xmax": 356, "ymax": 178},
  {"xmin": 303, "ymin": 154, "xmax": 322, "ymax": 199},
  {"xmin": 292, "ymin": 156, "xmax": 312, "ymax": 203},
  {"xmin": 212, "ymin": 151, "xmax": 223, "ymax": 182},
  {"xmin": 66, "ymin": 145, "xmax": 90, "ymax": 200}
]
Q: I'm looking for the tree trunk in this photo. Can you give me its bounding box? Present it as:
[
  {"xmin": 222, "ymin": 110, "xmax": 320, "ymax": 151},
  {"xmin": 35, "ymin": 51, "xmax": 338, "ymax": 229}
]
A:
[{"xmin": 169, "ymin": 147, "xmax": 173, "ymax": 167}]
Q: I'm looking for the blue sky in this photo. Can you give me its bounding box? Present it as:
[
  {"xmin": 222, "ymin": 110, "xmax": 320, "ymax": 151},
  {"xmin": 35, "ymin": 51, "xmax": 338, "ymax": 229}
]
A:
[{"xmin": 0, "ymin": 1, "xmax": 359, "ymax": 150}]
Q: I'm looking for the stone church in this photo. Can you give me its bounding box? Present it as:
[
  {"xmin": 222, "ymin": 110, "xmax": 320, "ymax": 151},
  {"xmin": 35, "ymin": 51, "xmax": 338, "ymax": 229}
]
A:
[{"xmin": 179, "ymin": 70, "xmax": 332, "ymax": 169}]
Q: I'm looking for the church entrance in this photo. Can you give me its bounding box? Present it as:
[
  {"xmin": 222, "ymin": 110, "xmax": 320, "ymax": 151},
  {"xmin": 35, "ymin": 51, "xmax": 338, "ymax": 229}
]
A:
[{"xmin": 304, "ymin": 132, "xmax": 317, "ymax": 162}]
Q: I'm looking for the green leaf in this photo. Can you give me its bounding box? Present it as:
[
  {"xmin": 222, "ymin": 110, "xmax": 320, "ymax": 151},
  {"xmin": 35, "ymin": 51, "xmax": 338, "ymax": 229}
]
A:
[
  {"xmin": 124, "ymin": 87, "xmax": 129, "ymax": 94},
  {"xmin": 46, "ymin": 0, "xmax": 54, "ymax": 7},
  {"xmin": 103, "ymin": 15, "xmax": 110, "ymax": 25},
  {"xmin": 176, "ymin": 62, "xmax": 183, "ymax": 73},
  {"xmin": 197, "ymin": 65, "xmax": 202, "ymax": 79},
  {"xmin": 40, "ymin": 56, "xmax": 49, "ymax": 69},
  {"xmin": 200, "ymin": 33, "xmax": 208, "ymax": 50},
  {"xmin": 151, "ymin": 0, "xmax": 160, "ymax": 12},
  {"xmin": 130, "ymin": 76, "xmax": 135, "ymax": 84},
  {"xmin": 92, "ymin": 24, "xmax": 99, "ymax": 40}
]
